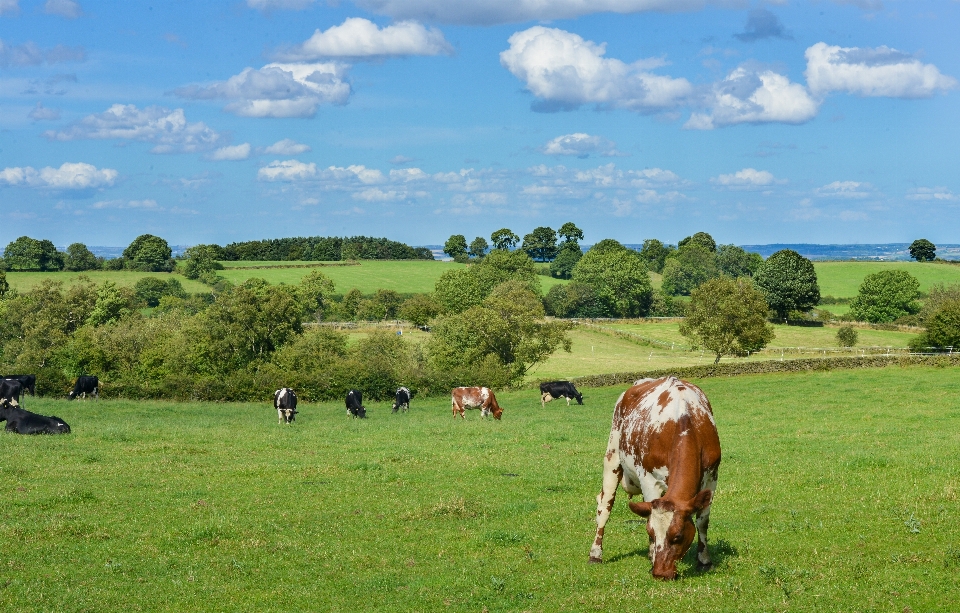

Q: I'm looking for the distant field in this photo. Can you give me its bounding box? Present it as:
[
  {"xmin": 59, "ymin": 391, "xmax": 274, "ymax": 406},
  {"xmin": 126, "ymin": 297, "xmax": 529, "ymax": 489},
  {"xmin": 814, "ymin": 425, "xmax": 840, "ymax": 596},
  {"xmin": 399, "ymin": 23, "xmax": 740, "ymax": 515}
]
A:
[
  {"xmin": 4, "ymin": 270, "xmax": 208, "ymax": 294},
  {"xmin": 3, "ymin": 367, "xmax": 958, "ymax": 612},
  {"xmin": 814, "ymin": 261, "xmax": 960, "ymax": 297},
  {"xmin": 607, "ymin": 322, "xmax": 915, "ymax": 349}
]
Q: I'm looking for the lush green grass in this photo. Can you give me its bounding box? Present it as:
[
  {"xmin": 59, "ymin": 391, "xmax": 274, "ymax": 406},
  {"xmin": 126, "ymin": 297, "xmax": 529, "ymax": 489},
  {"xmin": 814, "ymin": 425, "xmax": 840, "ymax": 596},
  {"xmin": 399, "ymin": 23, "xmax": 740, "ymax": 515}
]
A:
[
  {"xmin": 608, "ymin": 322, "xmax": 917, "ymax": 349},
  {"xmin": 815, "ymin": 261, "xmax": 960, "ymax": 298},
  {"xmin": 3, "ymin": 366, "xmax": 959, "ymax": 612},
  {"xmin": 4, "ymin": 270, "xmax": 208, "ymax": 294}
]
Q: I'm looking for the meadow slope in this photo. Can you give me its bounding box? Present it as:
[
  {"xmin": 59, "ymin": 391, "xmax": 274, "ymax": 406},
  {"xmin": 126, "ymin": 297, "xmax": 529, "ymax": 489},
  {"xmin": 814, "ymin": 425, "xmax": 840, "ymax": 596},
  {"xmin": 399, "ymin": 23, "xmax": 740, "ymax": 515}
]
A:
[{"xmin": 2, "ymin": 366, "xmax": 959, "ymax": 612}]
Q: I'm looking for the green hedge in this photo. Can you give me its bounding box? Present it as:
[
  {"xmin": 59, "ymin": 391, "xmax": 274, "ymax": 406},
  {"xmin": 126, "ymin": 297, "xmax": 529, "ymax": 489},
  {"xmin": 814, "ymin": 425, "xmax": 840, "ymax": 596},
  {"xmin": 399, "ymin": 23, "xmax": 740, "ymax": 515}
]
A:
[{"xmin": 550, "ymin": 353, "xmax": 960, "ymax": 389}]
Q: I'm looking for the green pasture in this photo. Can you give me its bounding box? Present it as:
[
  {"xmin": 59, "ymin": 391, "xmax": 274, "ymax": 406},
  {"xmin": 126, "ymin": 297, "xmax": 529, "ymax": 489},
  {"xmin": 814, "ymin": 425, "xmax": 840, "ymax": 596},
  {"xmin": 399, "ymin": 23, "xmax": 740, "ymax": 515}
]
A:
[
  {"xmin": 608, "ymin": 322, "xmax": 916, "ymax": 349},
  {"xmin": 3, "ymin": 366, "xmax": 959, "ymax": 612},
  {"xmin": 3, "ymin": 270, "xmax": 208, "ymax": 294},
  {"xmin": 814, "ymin": 261, "xmax": 960, "ymax": 298}
]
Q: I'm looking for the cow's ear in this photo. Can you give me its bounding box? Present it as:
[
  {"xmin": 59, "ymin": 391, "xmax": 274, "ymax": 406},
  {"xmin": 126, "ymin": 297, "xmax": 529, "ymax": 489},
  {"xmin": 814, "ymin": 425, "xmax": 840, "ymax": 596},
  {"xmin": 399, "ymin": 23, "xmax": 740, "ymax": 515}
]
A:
[
  {"xmin": 691, "ymin": 489, "xmax": 713, "ymax": 513},
  {"xmin": 628, "ymin": 501, "xmax": 652, "ymax": 517}
]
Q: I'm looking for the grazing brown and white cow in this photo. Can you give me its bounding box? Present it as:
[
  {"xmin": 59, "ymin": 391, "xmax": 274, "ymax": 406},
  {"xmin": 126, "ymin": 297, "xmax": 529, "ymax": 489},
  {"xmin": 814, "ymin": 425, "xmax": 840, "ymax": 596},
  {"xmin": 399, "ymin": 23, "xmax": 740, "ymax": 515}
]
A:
[
  {"xmin": 589, "ymin": 376, "xmax": 721, "ymax": 580},
  {"xmin": 451, "ymin": 387, "xmax": 503, "ymax": 420}
]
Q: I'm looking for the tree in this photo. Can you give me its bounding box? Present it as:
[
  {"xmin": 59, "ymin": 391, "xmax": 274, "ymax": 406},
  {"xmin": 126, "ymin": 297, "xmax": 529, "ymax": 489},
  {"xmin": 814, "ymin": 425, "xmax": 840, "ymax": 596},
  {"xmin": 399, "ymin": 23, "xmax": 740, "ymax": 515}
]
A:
[
  {"xmin": 64, "ymin": 243, "xmax": 100, "ymax": 271},
  {"xmin": 373, "ymin": 289, "xmax": 403, "ymax": 319},
  {"xmin": 429, "ymin": 281, "xmax": 571, "ymax": 383},
  {"xmin": 753, "ymin": 249, "xmax": 820, "ymax": 320},
  {"xmin": 910, "ymin": 298, "xmax": 960, "ymax": 350},
  {"xmin": 342, "ymin": 288, "xmax": 364, "ymax": 320},
  {"xmin": 571, "ymin": 240, "xmax": 652, "ymax": 317},
  {"xmin": 87, "ymin": 281, "xmax": 135, "ymax": 327},
  {"xmin": 123, "ymin": 234, "xmax": 174, "ymax": 272},
  {"xmin": 134, "ymin": 277, "xmax": 187, "ymax": 307},
  {"xmin": 399, "ymin": 294, "xmax": 440, "ymax": 326},
  {"xmin": 433, "ymin": 249, "xmax": 539, "ymax": 314},
  {"xmin": 679, "ymin": 277, "xmax": 774, "ymax": 364},
  {"xmin": 638, "ymin": 239, "xmax": 674, "ymax": 274},
  {"xmin": 4, "ymin": 236, "xmax": 44, "ymax": 271},
  {"xmin": 557, "ymin": 222, "xmax": 584, "ymax": 245},
  {"xmin": 677, "ymin": 231, "xmax": 717, "ymax": 253},
  {"xmin": 543, "ymin": 282, "xmax": 604, "ymax": 318},
  {"xmin": 849, "ymin": 270, "xmax": 921, "ymax": 323},
  {"xmin": 836, "ymin": 325, "xmax": 859, "ymax": 347},
  {"xmin": 443, "ymin": 235, "xmax": 468, "ymax": 260},
  {"xmin": 549, "ymin": 243, "xmax": 583, "ymax": 279},
  {"xmin": 661, "ymin": 245, "xmax": 719, "ymax": 296},
  {"xmin": 522, "ymin": 226, "xmax": 558, "ymax": 262},
  {"xmin": 490, "ymin": 228, "xmax": 519, "ymax": 251},
  {"xmin": 716, "ymin": 244, "xmax": 763, "ymax": 278},
  {"xmin": 38, "ymin": 240, "xmax": 64, "ymax": 271},
  {"xmin": 182, "ymin": 244, "xmax": 225, "ymax": 279},
  {"xmin": 909, "ymin": 239, "xmax": 936, "ymax": 262},
  {"xmin": 0, "ymin": 271, "xmax": 8, "ymax": 299},
  {"xmin": 468, "ymin": 236, "xmax": 489, "ymax": 259},
  {"xmin": 297, "ymin": 270, "xmax": 336, "ymax": 321}
]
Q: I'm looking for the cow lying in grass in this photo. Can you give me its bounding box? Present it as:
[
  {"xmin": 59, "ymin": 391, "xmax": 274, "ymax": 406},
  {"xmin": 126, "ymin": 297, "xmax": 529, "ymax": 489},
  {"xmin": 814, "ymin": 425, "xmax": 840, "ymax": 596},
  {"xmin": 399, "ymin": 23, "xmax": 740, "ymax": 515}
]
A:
[{"xmin": 0, "ymin": 398, "xmax": 71, "ymax": 435}]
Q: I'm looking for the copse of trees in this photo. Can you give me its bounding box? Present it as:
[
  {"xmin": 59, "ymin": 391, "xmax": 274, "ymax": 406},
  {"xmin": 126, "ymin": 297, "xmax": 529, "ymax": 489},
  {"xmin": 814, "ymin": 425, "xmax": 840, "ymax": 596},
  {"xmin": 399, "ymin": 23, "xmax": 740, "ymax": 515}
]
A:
[
  {"xmin": 661, "ymin": 244, "xmax": 719, "ymax": 296},
  {"xmin": 571, "ymin": 239, "xmax": 652, "ymax": 317},
  {"xmin": 3, "ymin": 236, "xmax": 63, "ymax": 271},
  {"xmin": 220, "ymin": 235, "xmax": 433, "ymax": 261}
]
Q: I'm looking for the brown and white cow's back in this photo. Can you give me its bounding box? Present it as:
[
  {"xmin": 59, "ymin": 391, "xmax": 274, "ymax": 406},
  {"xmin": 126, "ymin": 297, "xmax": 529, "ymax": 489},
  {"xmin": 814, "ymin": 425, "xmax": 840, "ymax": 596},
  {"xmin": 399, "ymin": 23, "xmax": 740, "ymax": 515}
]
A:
[
  {"xmin": 589, "ymin": 376, "xmax": 721, "ymax": 580},
  {"xmin": 451, "ymin": 387, "xmax": 503, "ymax": 420}
]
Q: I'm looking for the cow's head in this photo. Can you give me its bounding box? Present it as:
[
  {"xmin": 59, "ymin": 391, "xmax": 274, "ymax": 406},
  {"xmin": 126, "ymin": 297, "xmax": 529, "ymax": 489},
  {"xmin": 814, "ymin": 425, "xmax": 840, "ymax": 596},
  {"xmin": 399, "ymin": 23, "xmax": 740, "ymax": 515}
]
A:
[
  {"xmin": 575, "ymin": 391, "xmax": 584, "ymax": 405},
  {"xmin": 67, "ymin": 390, "xmax": 76, "ymax": 400},
  {"xmin": 491, "ymin": 402, "xmax": 503, "ymax": 420},
  {"xmin": 629, "ymin": 490, "xmax": 712, "ymax": 580},
  {"xmin": 281, "ymin": 408, "xmax": 297, "ymax": 423}
]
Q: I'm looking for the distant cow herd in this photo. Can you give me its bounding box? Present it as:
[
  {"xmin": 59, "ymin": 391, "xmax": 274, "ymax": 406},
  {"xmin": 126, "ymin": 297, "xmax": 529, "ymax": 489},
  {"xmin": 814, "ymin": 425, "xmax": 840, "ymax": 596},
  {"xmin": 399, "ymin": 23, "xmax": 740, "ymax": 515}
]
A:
[{"xmin": 1, "ymin": 369, "xmax": 722, "ymax": 580}]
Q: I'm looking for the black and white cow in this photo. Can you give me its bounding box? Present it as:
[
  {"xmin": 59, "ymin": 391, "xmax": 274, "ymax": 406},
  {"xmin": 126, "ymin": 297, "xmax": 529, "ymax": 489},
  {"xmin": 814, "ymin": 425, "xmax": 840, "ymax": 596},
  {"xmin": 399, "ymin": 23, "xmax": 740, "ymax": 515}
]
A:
[
  {"xmin": 0, "ymin": 399, "xmax": 70, "ymax": 435},
  {"xmin": 274, "ymin": 388, "xmax": 298, "ymax": 424},
  {"xmin": 0, "ymin": 379, "xmax": 23, "ymax": 405},
  {"xmin": 539, "ymin": 381, "xmax": 583, "ymax": 407},
  {"xmin": 68, "ymin": 376, "xmax": 99, "ymax": 401},
  {"xmin": 392, "ymin": 387, "xmax": 412, "ymax": 413},
  {"xmin": 345, "ymin": 389, "xmax": 366, "ymax": 418},
  {"xmin": 3, "ymin": 375, "xmax": 36, "ymax": 398}
]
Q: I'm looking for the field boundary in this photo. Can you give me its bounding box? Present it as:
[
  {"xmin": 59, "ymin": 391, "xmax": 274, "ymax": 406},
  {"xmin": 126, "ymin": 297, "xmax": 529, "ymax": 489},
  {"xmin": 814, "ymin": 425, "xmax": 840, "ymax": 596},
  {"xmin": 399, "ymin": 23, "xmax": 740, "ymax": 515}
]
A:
[
  {"xmin": 218, "ymin": 261, "xmax": 362, "ymax": 270},
  {"xmin": 552, "ymin": 353, "xmax": 960, "ymax": 388}
]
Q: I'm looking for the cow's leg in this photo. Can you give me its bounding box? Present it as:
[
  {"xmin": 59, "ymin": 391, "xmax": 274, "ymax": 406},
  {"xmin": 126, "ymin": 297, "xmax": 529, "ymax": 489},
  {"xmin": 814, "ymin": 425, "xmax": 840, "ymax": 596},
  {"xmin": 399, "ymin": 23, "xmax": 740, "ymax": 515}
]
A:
[
  {"xmin": 695, "ymin": 471, "xmax": 718, "ymax": 570},
  {"xmin": 566, "ymin": 396, "xmax": 571, "ymax": 406},
  {"xmin": 589, "ymin": 431, "xmax": 622, "ymax": 563},
  {"xmin": 278, "ymin": 408, "xmax": 283, "ymax": 424}
]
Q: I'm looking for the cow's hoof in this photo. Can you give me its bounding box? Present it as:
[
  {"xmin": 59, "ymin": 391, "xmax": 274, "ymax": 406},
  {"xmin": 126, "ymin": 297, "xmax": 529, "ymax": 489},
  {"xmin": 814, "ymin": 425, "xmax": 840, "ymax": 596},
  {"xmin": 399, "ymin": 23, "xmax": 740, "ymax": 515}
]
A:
[
  {"xmin": 696, "ymin": 562, "xmax": 713, "ymax": 572},
  {"xmin": 588, "ymin": 556, "xmax": 602, "ymax": 564}
]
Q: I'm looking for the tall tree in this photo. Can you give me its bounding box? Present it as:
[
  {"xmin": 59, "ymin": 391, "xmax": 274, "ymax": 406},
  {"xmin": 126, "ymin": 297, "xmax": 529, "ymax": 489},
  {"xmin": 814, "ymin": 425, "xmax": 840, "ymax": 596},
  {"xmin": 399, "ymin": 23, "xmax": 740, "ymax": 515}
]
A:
[
  {"xmin": 753, "ymin": 249, "xmax": 820, "ymax": 320},
  {"xmin": 522, "ymin": 226, "xmax": 558, "ymax": 262},
  {"xmin": 571, "ymin": 240, "xmax": 652, "ymax": 317},
  {"xmin": 443, "ymin": 234, "xmax": 468, "ymax": 260},
  {"xmin": 468, "ymin": 236, "xmax": 489, "ymax": 259},
  {"xmin": 123, "ymin": 234, "xmax": 174, "ymax": 272},
  {"xmin": 64, "ymin": 243, "xmax": 100, "ymax": 271},
  {"xmin": 557, "ymin": 222, "xmax": 584, "ymax": 245},
  {"xmin": 716, "ymin": 244, "xmax": 763, "ymax": 278},
  {"xmin": 3, "ymin": 236, "xmax": 44, "ymax": 271},
  {"xmin": 490, "ymin": 228, "xmax": 519, "ymax": 251},
  {"xmin": 909, "ymin": 239, "xmax": 936, "ymax": 262},
  {"xmin": 680, "ymin": 277, "xmax": 774, "ymax": 364},
  {"xmin": 677, "ymin": 231, "xmax": 717, "ymax": 253}
]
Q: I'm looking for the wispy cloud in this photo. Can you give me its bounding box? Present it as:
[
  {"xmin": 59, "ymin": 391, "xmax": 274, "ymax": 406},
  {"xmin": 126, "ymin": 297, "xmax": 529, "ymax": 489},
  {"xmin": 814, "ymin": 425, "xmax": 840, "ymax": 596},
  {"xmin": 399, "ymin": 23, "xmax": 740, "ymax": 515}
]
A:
[{"xmin": 0, "ymin": 162, "xmax": 117, "ymax": 189}]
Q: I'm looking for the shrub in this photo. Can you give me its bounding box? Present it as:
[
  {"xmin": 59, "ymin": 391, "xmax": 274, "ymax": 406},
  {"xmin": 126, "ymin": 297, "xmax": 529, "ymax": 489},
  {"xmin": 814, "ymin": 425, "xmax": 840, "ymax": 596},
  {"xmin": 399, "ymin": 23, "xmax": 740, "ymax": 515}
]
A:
[
  {"xmin": 399, "ymin": 294, "xmax": 440, "ymax": 326},
  {"xmin": 910, "ymin": 298, "xmax": 960, "ymax": 351},
  {"xmin": 836, "ymin": 325, "xmax": 859, "ymax": 347}
]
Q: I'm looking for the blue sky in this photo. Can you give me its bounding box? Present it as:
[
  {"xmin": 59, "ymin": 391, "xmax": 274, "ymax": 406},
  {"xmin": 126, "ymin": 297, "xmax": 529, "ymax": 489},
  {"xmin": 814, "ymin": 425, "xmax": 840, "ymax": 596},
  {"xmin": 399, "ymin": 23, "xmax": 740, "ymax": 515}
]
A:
[{"xmin": 1, "ymin": 0, "xmax": 958, "ymax": 248}]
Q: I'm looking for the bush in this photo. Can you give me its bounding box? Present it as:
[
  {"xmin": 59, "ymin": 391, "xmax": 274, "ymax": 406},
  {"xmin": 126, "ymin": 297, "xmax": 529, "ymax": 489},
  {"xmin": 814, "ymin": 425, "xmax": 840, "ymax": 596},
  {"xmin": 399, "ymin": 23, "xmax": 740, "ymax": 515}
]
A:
[
  {"xmin": 399, "ymin": 294, "xmax": 440, "ymax": 326},
  {"xmin": 182, "ymin": 245, "xmax": 225, "ymax": 279},
  {"xmin": 849, "ymin": 270, "xmax": 921, "ymax": 323},
  {"xmin": 543, "ymin": 282, "xmax": 605, "ymax": 318},
  {"xmin": 134, "ymin": 277, "xmax": 188, "ymax": 307},
  {"xmin": 836, "ymin": 325, "xmax": 859, "ymax": 347},
  {"xmin": 910, "ymin": 298, "xmax": 960, "ymax": 351}
]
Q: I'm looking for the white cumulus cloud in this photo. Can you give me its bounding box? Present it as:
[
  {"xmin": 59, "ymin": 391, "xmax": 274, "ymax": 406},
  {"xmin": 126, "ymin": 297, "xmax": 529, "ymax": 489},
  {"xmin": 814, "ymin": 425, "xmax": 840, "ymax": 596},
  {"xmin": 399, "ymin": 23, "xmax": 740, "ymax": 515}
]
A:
[
  {"xmin": 264, "ymin": 138, "xmax": 311, "ymax": 155},
  {"xmin": 541, "ymin": 133, "xmax": 623, "ymax": 157},
  {"xmin": 815, "ymin": 180, "xmax": 872, "ymax": 198},
  {"xmin": 210, "ymin": 143, "xmax": 251, "ymax": 161},
  {"xmin": 713, "ymin": 168, "xmax": 782, "ymax": 186},
  {"xmin": 174, "ymin": 62, "xmax": 350, "ymax": 118},
  {"xmin": 0, "ymin": 162, "xmax": 117, "ymax": 189},
  {"xmin": 258, "ymin": 160, "xmax": 318, "ymax": 181},
  {"xmin": 277, "ymin": 17, "xmax": 452, "ymax": 60},
  {"xmin": 355, "ymin": 0, "xmax": 720, "ymax": 25},
  {"xmin": 44, "ymin": 104, "xmax": 223, "ymax": 153},
  {"xmin": 44, "ymin": 0, "xmax": 82, "ymax": 18},
  {"xmin": 685, "ymin": 66, "xmax": 819, "ymax": 129},
  {"xmin": 805, "ymin": 42, "xmax": 957, "ymax": 98},
  {"xmin": 500, "ymin": 26, "xmax": 692, "ymax": 113}
]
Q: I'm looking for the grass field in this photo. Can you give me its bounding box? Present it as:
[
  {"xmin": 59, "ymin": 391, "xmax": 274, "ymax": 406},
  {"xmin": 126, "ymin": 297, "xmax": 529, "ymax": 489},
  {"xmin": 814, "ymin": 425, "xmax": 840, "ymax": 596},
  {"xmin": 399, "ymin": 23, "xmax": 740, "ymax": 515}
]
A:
[
  {"xmin": 814, "ymin": 261, "xmax": 960, "ymax": 298},
  {"xmin": 3, "ymin": 366, "xmax": 959, "ymax": 612},
  {"xmin": 5, "ymin": 261, "xmax": 570, "ymax": 296}
]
